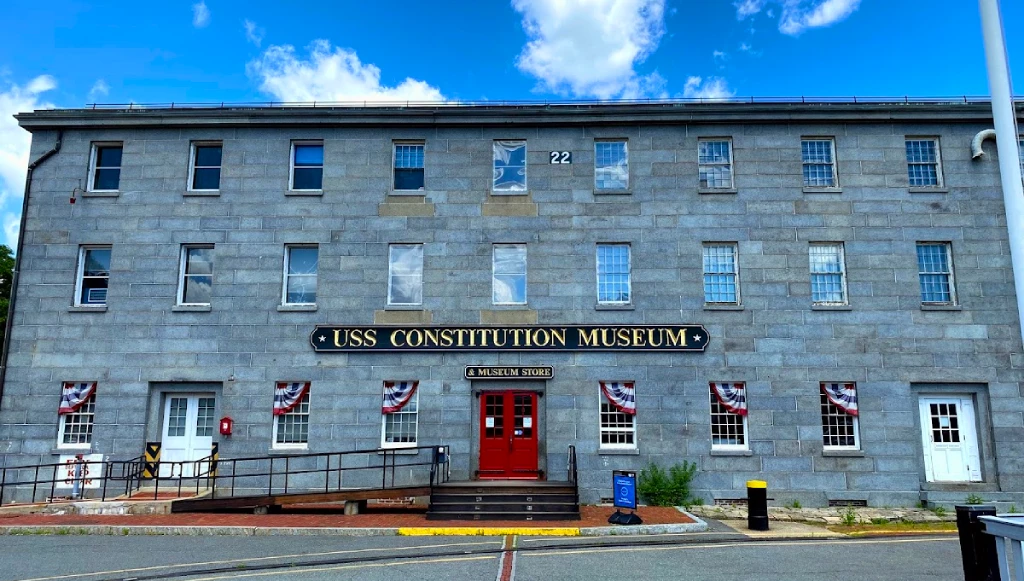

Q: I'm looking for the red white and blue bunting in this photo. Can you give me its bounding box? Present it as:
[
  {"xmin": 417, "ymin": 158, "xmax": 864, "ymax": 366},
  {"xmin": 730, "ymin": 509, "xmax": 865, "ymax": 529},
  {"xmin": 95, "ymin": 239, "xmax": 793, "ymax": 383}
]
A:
[
  {"xmin": 58, "ymin": 382, "xmax": 96, "ymax": 414},
  {"xmin": 383, "ymin": 381, "xmax": 419, "ymax": 413},
  {"xmin": 600, "ymin": 381, "xmax": 636, "ymax": 415},
  {"xmin": 711, "ymin": 382, "xmax": 747, "ymax": 416},
  {"xmin": 273, "ymin": 382, "xmax": 310, "ymax": 415},
  {"xmin": 822, "ymin": 383, "xmax": 858, "ymax": 416}
]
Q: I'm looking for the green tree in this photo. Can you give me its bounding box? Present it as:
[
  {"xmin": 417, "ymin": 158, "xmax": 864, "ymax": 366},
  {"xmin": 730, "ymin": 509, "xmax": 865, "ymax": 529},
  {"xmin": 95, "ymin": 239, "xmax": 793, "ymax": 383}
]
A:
[{"xmin": 0, "ymin": 244, "xmax": 14, "ymax": 349}]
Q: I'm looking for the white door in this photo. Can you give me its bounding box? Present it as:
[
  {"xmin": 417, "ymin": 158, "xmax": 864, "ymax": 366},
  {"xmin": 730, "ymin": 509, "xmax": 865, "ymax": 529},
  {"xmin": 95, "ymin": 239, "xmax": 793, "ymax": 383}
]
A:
[
  {"xmin": 919, "ymin": 397, "xmax": 982, "ymax": 482},
  {"xmin": 161, "ymin": 394, "xmax": 215, "ymax": 478}
]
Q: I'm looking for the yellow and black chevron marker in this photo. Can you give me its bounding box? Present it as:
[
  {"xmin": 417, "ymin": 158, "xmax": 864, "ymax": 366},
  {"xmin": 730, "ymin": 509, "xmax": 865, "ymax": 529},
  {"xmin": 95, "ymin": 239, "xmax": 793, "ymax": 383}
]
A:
[
  {"xmin": 143, "ymin": 442, "xmax": 161, "ymax": 479},
  {"xmin": 210, "ymin": 442, "xmax": 219, "ymax": 477}
]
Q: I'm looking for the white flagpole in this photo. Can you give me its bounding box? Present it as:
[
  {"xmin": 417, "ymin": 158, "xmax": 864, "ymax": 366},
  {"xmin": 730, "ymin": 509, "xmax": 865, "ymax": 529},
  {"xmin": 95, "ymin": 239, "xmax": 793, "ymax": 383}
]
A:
[{"xmin": 979, "ymin": 0, "xmax": 1024, "ymax": 348}]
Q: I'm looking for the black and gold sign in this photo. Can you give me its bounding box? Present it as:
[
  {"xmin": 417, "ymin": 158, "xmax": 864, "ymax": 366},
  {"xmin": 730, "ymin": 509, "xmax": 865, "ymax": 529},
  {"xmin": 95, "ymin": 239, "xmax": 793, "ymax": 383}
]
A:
[
  {"xmin": 466, "ymin": 366, "xmax": 554, "ymax": 380},
  {"xmin": 310, "ymin": 325, "xmax": 708, "ymax": 352}
]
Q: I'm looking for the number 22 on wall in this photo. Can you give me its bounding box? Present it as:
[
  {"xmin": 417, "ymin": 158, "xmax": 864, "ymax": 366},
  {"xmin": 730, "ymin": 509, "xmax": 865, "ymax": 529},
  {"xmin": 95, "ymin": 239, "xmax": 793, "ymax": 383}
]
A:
[{"xmin": 549, "ymin": 151, "xmax": 572, "ymax": 164}]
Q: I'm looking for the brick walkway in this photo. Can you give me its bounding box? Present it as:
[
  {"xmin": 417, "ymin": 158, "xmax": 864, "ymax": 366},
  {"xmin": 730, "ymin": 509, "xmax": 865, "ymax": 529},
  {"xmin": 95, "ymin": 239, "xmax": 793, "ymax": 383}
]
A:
[{"xmin": 0, "ymin": 505, "xmax": 692, "ymax": 529}]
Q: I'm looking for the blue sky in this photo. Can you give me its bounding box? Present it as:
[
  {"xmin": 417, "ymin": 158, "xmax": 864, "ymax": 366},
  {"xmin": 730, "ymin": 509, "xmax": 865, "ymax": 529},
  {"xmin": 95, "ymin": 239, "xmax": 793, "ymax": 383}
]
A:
[{"xmin": 0, "ymin": 0, "xmax": 1022, "ymax": 245}]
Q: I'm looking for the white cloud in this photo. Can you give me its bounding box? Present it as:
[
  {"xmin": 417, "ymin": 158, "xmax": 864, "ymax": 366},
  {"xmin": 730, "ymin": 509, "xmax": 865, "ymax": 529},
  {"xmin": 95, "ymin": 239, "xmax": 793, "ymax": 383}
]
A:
[
  {"xmin": 248, "ymin": 40, "xmax": 445, "ymax": 103},
  {"xmin": 87, "ymin": 79, "xmax": 109, "ymax": 102},
  {"xmin": 192, "ymin": 1, "xmax": 210, "ymax": 28},
  {"xmin": 244, "ymin": 19, "xmax": 264, "ymax": 47},
  {"xmin": 0, "ymin": 75, "xmax": 56, "ymax": 246},
  {"xmin": 734, "ymin": 0, "xmax": 765, "ymax": 18},
  {"xmin": 682, "ymin": 76, "xmax": 734, "ymax": 101},
  {"xmin": 512, "ymin": 0, "xmax": 667, "ymax": 100},
  {"xmin": 779, "ymin": 0, "xmax": 860, "ymax": 35}
]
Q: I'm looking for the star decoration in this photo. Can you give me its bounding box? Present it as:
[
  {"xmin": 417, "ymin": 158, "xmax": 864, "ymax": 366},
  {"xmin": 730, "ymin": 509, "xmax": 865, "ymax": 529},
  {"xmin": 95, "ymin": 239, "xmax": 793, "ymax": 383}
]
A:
[
  {"xmin": 692, "ymin": 335, "xmax": 702, "ymax": 342},
  {"xmin": 318, "ymin": 335, "xmax": 326, "ymax": 342}
]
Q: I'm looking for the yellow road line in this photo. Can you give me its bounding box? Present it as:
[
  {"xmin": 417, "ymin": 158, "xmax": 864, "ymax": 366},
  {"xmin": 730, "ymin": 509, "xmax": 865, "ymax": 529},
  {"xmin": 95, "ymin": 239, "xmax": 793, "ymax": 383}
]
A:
[
  {"xmin": 184, "ymin": 555, "xmax": 497, "ymax": 581},
  {"xmin": 399, "ymin": 527, "xmax": 580, "ymax": 536}
]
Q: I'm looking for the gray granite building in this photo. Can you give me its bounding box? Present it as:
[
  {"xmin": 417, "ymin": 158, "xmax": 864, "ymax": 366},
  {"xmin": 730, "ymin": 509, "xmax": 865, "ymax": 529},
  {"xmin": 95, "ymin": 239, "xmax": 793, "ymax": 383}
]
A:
[{"xmin": 2, "ymin": 101, "xmax": 1023, "ymax": 508}]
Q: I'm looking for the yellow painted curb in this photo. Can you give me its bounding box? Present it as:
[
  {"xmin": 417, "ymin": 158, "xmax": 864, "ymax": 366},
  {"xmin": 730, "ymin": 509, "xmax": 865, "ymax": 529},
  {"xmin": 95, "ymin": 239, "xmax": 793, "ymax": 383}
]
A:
[{"xmin": 397, "ymin": 527, "xmax": 580, "ymax": 536}]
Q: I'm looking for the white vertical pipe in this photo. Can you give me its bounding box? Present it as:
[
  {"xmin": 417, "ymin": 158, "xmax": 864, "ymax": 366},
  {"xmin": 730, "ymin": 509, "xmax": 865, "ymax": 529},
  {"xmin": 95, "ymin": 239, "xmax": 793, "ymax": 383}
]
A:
[{"xmin": 980, "ymin": 0, "xmax": 1024, "ymax": 348}]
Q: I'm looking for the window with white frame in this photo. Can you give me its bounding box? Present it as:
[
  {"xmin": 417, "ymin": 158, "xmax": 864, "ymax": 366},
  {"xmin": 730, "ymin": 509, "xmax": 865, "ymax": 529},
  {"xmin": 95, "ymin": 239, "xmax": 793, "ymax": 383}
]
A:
[
  {"xmin": 703, "ymin": 243, "xmax": 739, "ymax": 304},
  {"xmin": 75, "ymin": 246, "xmax": 111, "ymax": 306},
  {"xmin": 698, "ymin": 139, "xmax": 733, "ymax": 189},
  {"xmin": 493, "ymin": 140, "xmax": 527, "ymax": 192},
  {"xmin": 178, "ymin": 245, "xmax": 214, "ymax": 306},
  {"xmin": 596, "ymin": 244, "xmax": 631, "ymax": 305},
  {"xmin": 274, "ymin": 389, "xmax": 310, "ymax": 447},
  {"xmin": 710, "ymin": 384, "xmax": 747, "ymax": 450},
  {"xmin": 493, "ymin": 244, "xmax": 527, "ymax": 305},
  {"xmin": 809, "ymin": 243, "xmax": 847, "ymax": 305},
  {"xmin": 599, "ymin": 386, "xmax": 636, "ymax": 449},
  {"xmin": 906, "ymin": 138, "xmax": 943, "ymax": 188},
  {"xmin": 57, "ymin": 383, "xmax": 96, "ymax": 448},
  {"xmin": 821, "ymin": 383, "xmax": 859, "ymax": 450},
  {"xmin": 394, "ymin": 142, "xmax": 425, "ymax": 191},
  {"xmin": 89, "ymin": 143, "xmax": 122, "ymax": 191},
  {"xmin": 283, "ymin": 245, "xmax": 318, "ymax": 305},
  {"xmin": 801, "ymin": 138, "xmax": 838, "ymax": 188},
  {"xmin": 388, "ymin": 244, "xmax": 424, "ymax": 306},
  {"xmin": 382, "ymin": 384, "xmax": 419, "ymax": 447},
  {"xmin": 595, "ymin": 140, "xmax": 628, "ymax": 191},
  {"xmin": 916, "ymin": 242, "xmax": 956, "ymax": 305},
  {"xmin": 189, "ymin": 142, "xmax": 222, "ymax": 191},
  {"xmin": 290, "ymin": 141, "xmax": 324, "ymax": 190}
]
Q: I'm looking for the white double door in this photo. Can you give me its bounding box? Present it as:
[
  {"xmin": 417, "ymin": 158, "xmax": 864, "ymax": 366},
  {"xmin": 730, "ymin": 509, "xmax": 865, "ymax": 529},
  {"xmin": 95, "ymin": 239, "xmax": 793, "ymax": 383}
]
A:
[
  {"xmin": 919, "ymin": 396, "xmax": 982, "ymax": 483},
  {"xmin": 161, "ymin": 394, "xmax": 216, "ymax": 478}
]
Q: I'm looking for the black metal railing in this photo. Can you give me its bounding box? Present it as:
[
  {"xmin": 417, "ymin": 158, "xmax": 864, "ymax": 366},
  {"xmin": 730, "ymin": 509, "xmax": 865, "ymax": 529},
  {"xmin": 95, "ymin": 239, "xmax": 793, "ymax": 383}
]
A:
[{"xmin": 567, "ymin": 445, "xmax": 579, "ymax": 506}]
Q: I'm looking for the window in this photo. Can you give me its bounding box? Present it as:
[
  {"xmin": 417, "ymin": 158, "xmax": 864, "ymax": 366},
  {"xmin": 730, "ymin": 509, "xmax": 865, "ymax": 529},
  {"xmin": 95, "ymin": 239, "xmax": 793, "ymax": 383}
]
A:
[
  {"xmin": 595, "ymin": 140, "xmax": 628, "ymax": 190},
  {"xmin": 916, "ymin": 242, "xmax": 956, "ymax": 305},
  {"xmin": 809, "ymin": 243, "xmax": 847, "ymax": 305},
  {"xmin": 189, "ymin": 143, "xmax": 222, "ymax": 191},
  {"xmin": 599, "ymin": 383, "xmax": 636, "ymax": 449},
  {"xmin": 801, "ymin": 138, "xmax": 838, "ymax": 188},
  {"xmin": 394, "ymin": 142, "xmax": 425, "ymax": 191},
  {"xmin": 703, "ymin": 243, "xmax": 739, "ymax": 304},
  {"xmin": 388, "ymin": 244, "xmax": 424, "ymax": 306},
  {"xmin": 906, "ymin": 138, "xmax": 942, "ymax": 188},
  {"xmin": 382, "ymin": 382, "xmax": 419, "ymax": 447},
  {"xmin": 710, "ymin": 383, "xmax": 747, "ymax": 450},
  {"xmin": 290, "ymin": 141, "xmax": 324, "ymax": 190},
  {"xmin": 821, "ymin": 383, "xmax": 860, "ymax": 450},
  {"xmin": 596, "ymin": 244, "xmax": 631, "ymax": 305},
  {"xmin": 75, "ymin": 246, "xmax": 111, "ymax": 306},
  {"xmin": 273, "ymin": 388, "xmax": 310, "ymax": 448},
  {"xmin": 57, "ymin": 382, "xmax": 96, "ymax": 448},
  {"xmin": 1019, "ymin": 137, "xmax": 1023, "ymax": 176},
  {"xmin": 283, "ymin": 245, "xmax": 318, "ymax": 305},
  {"xmin": 698, "ymin": 139, "xmax": 733, "ymax": 189},
  {"xmin": 89, "ymin": 143, "xmax": 122, "ymax": 191},
  {"xmin": 493, "ymin": 140, "xmax": 527, "ymax": 192},
  {"xmin": 178, "ymin": 245, "xmax": 214, "ymax": 306},
  {"xmin": 493, "ymin": 244, "xmax": 527, "ymax": 305}
]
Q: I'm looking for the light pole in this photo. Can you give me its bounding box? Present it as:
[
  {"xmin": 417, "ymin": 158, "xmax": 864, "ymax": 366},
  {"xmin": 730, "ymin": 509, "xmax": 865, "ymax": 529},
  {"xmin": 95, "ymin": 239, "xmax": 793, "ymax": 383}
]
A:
[{"xmin": 979, "ymin": 0, "xmax": 1024, "ymax": 348}]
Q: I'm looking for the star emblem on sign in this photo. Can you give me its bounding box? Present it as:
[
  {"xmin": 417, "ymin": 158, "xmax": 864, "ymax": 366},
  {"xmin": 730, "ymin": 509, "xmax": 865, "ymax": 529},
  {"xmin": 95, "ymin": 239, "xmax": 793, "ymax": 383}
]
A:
[
  {"xmin": 692, "ymin": 335, "xmax": 702, "ymax": 342},
  {"xmin": 318, "ymin": 335, "xmax": 326, "ymax": 342}
]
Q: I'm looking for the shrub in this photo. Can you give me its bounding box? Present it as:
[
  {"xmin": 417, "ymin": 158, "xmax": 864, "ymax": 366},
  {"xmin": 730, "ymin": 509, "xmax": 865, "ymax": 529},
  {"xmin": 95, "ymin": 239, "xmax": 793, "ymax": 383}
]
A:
[
  {"xmin": 839, "ymin": 506, "xmax": 858, "ymax": 526},
  {"xmin": 965, "ymin": 494, "xmax": 985, "ymax": 505},
  {"xmin": 638, "ymin": 461, "xmax": 698, "ymax": 507}
]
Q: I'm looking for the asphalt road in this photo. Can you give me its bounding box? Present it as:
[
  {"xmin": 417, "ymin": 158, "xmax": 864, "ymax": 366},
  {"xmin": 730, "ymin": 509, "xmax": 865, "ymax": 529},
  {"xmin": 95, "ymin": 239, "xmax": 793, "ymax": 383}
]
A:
[{"xmin": 0, "ymin": 532, "xmax": 964, "ymax": 581}]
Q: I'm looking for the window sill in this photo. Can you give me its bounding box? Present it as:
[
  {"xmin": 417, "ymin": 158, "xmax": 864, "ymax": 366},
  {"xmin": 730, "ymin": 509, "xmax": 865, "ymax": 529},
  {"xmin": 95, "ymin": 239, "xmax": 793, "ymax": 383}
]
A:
[
  {"xmin": 593, "ymin": 189, "xmax": 632, "ymax": 196},
  {"xmin": 268, "ymin": 447, "xmax": 309, "ymax": 455},
  {"xmin": 285, "ymin": 190, "xmax": 324, "ymax": 197},
  {"xmin": 378, "ymin": 447, "xmax": 421, "ymax": 455},
  {"xmin": 920, "ymin": 304, "xmax": 962, "ymax": 311},
  {"xmin": 82, "ymin": 190, "xmax": 120, "ymax": 198},
  {"xmin": 908, "ymin": 187, "xmax": 948, "ymax": 194},
  {"xmin": 598, "ymin": 448, "xmax": 639, "ymax": 455},
  {"xmin": 803, "ymin": 187, "xmax": 842, "ymax": 194},
  {"xmin": 822, "ymin": 449, "xmax": 865, "ymax": 457},
  {"xmin": 491, "ymin": 304, "xmax": 530, "ymax": 309},
  {"xmin": 384, "ymin": 305, "xmax": 425, "ymax": 311},
  {"xmin": 172, "ymin": 305, "xmax": 212, "ymax": 312},
  {"xmin": 388, "ymin": 191, "xmax": 429, "ymax": 197},
  {"xmin": 52, "ymin": 446, "xmax": 93, "ymax": 455},
  {"xmin": 698, "ymin": 188, "xmax": 738, "ymax": 195},
  {"xmin": 277, "ymin": 304, "xmax": 318, "ymax": 312},
  {"xmin": 68, "ymin": 305, "xmax": 107, "ymax": 313},
  {"xmin": 710, "ymin": 449, "xmax": 752, "ymax": 456},
  {"xmin": 595, "ymin": 304, "xmax": 634, "ymax": 311},
  {"xmin": 811, "ymin": 305, "xmax": 852, "ymax": 311},
  {"xmin": 183, "ymin": 190, "xmax": 221, "ymax": 197},
  {"xmin": 704, "ymin": 304, "xmax": 744, "ymax": 311},
  {"xmin": 489, "ymin": 190, "xmax": 530, "ymax": 197}
]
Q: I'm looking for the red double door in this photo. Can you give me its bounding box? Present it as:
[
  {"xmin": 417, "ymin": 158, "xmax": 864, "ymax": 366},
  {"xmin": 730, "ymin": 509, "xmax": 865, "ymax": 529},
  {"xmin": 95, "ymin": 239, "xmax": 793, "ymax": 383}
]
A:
[{"xmin": 479, "ymin": 391, "xmax": 540, "ymax": 479}]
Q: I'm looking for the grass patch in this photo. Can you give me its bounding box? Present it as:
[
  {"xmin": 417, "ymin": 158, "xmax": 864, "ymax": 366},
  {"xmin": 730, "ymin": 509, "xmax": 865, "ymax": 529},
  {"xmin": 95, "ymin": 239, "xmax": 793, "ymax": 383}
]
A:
[{"xmin": 828, "ymin": 521, "xmax": 957, "ymax": 536}]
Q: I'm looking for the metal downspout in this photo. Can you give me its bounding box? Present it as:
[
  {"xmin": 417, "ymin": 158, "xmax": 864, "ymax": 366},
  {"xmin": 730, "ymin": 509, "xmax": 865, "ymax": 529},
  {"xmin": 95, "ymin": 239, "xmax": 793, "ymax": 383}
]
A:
[{"xmin": 0, "ymin": 130, "xmax": 62, "ymax": 409}]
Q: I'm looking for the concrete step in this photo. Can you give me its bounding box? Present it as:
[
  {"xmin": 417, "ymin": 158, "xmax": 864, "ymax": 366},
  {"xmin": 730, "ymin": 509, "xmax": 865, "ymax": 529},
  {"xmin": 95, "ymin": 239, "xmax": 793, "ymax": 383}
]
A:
[
  {"xmin": 425, "ymin": 510, "xmax": 581, "ymax": 521},
  {"xmin": 429, "ymin": 501, "xmax": 579, "ymax": 513}
]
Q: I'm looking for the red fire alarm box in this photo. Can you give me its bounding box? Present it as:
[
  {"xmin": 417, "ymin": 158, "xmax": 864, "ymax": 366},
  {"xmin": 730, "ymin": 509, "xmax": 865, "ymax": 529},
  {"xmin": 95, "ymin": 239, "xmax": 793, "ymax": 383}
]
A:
[{"xmin": 219, "ymin": 416, "xmax": 233, "ymax": 436}]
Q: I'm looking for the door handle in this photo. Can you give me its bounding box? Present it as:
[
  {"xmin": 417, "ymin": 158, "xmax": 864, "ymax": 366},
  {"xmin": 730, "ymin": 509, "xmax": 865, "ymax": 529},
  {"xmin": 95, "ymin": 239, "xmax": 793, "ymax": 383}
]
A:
[{"xmin": 509, "ymin": 434, "xmax": 514, "ymax": 452}]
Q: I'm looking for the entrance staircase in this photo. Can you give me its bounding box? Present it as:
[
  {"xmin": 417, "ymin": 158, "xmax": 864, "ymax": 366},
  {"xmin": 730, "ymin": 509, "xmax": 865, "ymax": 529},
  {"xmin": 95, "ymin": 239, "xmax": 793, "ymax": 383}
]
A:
[{"xmin": 427, "ymin": 480, "xmax": 580, "ymax": 521}]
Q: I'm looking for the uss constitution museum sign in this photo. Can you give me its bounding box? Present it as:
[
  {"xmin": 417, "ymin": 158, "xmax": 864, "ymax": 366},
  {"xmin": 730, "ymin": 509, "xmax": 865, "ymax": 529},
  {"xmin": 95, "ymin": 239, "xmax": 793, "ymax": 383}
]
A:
[{"xmin": 310, "ymin": 325, "xmax": 709, "ymax": 352}]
